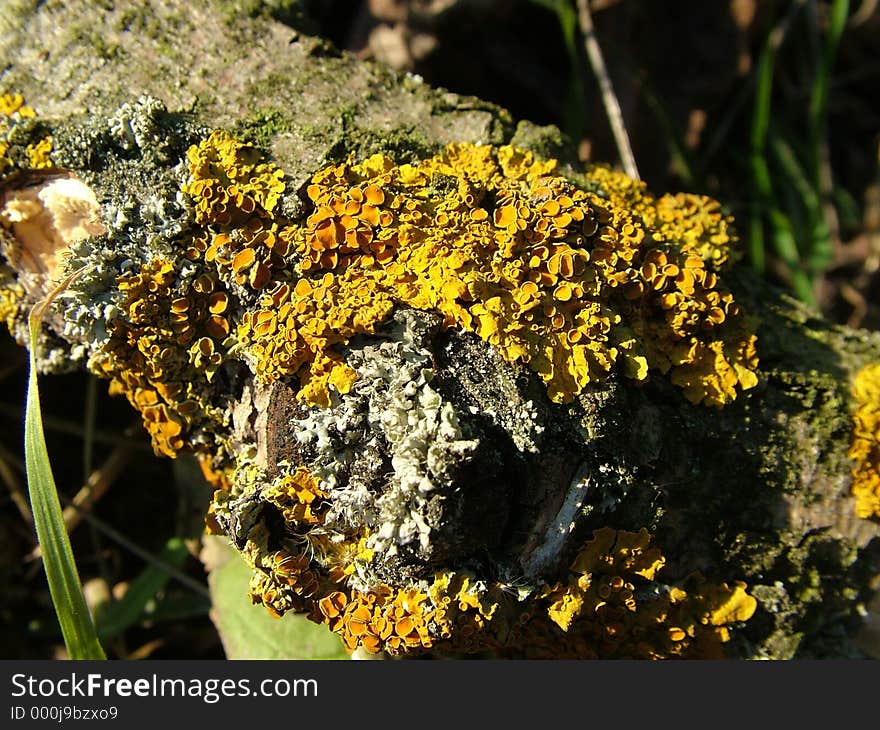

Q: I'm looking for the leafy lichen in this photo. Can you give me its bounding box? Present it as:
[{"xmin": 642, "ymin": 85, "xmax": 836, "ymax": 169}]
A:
[{"xmin": 184, "ymin": 138, "xmax": 760, "ymax": 409}]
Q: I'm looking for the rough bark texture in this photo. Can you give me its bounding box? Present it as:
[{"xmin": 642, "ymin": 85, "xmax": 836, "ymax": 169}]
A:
[{"xmin": 2, "ymin": 0, "xmax": 879, "ymax": 659}]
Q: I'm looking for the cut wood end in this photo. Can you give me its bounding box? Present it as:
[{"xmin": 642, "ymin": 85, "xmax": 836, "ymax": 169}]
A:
[{"xmin": 1, "ymin": 176, "xmax": 106, "ymax": 282}]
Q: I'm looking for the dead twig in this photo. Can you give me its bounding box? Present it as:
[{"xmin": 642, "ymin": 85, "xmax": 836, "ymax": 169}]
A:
[
  {"xmin": 29, "ymin": 496, "xmax": 210, "ymax": 599},
  {"xmin": 61, "ymin": 436, "xmax": 136, "ymax": 534},
  {"xmin": 0, "ymin": 441, "xmax": 33, "ymax": 527},
  {"xmin": 575, "ymin": 0, "xmax": 639, "ymax": 180}
]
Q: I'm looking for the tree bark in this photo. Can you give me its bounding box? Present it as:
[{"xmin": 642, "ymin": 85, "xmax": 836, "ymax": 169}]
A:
[{"xmin": 1, "ymin": 0, "xmax": 878, "ymax": 659}]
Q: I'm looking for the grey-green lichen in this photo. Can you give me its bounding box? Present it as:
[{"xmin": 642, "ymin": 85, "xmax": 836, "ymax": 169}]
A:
[
  {"xmin": 280, "ymin": 307, "xmax": 549, "ymax": 589},
  {"xmin": 56, "ymin": 96, "xmax": 207, "ymax": 367},
  {"xmin": 295, "ymin": 309, "xmax": 479, "ymax": 560}
]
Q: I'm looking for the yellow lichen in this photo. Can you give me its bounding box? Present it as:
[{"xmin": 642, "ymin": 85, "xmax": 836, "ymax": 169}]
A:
[
  {"xmin": 180, "ymin": 132, "xmax": 292, "ymax": 296},
  {"xmin": 526, "ymin": 528, "xmax": 757, "ymax": 659},
  {"xmin": 0, "ymin": 93, "xmax": 34, "ymax": 118},
  {"xmin": 262, "ymin": 466, "xmax": 328, "ymax": 527},
  {"xmin": 26, "ymin": 136, "xmax": 53, "ymax": 169},
  {"xmin": 570, "ymin": 526, "xmax": 665, "ymax": 579},
  {"xmin": 653, "ymin": 193, "xmax": 738, "ymax": 268},
  {"xmin": 1, "ymin": 93, "xmax": 52, "ymax": 176},
  {"xmin": 850, "ymin": 363, "xmax": 880, "ymax": 519},
  {"xmin": 177, "ymin": 140, "xmax": 758, "ymax": 408},
  {"xmin": 695, "ymin": 580, "xmax": 759, "ymax": 627},
  {"xmin": 0, "ymin": 278, "xmax": 23, "ymax": 331},
  {"xmin": 0, "ymin": 105, "xmax": 769, "ymax": 658}
]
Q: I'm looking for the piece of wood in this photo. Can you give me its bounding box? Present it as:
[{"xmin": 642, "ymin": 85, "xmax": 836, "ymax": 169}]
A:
[{"xmin": 2, "ymin": 0, "xmax": 878, "ymax": 658}]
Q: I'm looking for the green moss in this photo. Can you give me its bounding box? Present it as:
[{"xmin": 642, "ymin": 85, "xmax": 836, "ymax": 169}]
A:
[
  {"xmin": 339, "ymin": 125, "xmax": 437, "ymax": 166},
  {"xmin": 66, "ymin": 23, "xmax": 123, "ymax": 60},
  {"xmin": 110, "ymin": 6, "xmax": 187, "ymax": 60},
  {"xmin": 509, "ymin": 119, "xmax": 576, "ymax": 163},
  {"xmin": 304, "ymin": 36, "xmax": 342, "ymax": 58},
  {"xmin": 217, "ymin": 0, "xmax": 314, "ymax": 33},
  {"xmin": 233, "ymin": 108, "xmax": 295, "ymax": 150},
  {"xmin": 244, "ymin": 73, "xmax": 295, "ymax": 103},
  {"xmin": 726, "ymin": 534, "xmax": 868, "ymax": 658},
  {"xmin": 763, "ymin": 368, "xmax": 852, "ymax": 483},
  {"xmin": 0, "ymin": 0, "xmax": 38, "ymax": 34}
]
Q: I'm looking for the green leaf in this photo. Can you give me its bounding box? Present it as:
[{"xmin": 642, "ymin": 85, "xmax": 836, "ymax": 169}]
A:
[
  {"xmin": 767, "ymin": 207, "xmax": 816, "ymax": 306},
  {"xmin": 95, "ymin": 537, "xmax": 191, "ymax": 640},
  {"xmin": 142, "ymin": 593, "xmax": 212, "ymax": 624},
  {"xmin": 201, "ymin": 535, "xmax": 349, "ymax": 660},
  {"xmin": 769, "ymin": 130, "xmax": 831, "ymax": 272},
  {"xmin": 25, "ymin": 280, "xmax": 105, "ymax": 660}
]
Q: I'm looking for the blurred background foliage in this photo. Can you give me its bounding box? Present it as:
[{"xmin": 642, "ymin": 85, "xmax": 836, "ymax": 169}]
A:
[{"xmin": 1, "ymin": 0, "xmax": 878, "ymax": 658}]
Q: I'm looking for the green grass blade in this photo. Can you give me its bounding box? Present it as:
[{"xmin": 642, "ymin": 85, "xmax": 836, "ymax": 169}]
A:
[
  {"xmin": 140, "ymin": 593, "xmax": 212, "ymax": 625},
  {"xmin": 747, "ymin": 7, "xmax": 779, "ymax": 275},
  {"xmin": 749, "ymin": 203, "xmax": 766, "ymax": 275},
  {"xmin": 638, "ymin": 82, "xmax": 698, "ymax": 188},
  {"xmin": 25, "ymin": 282, "xmax": 106, "ymax": 660},
  {"xmin": 525, "ymin": 0, "xmax": 560, "ymax": 13},
  {"xmin": 770, "ymin": 132, "xmax": 823, "ymax": 215},
  {"xmin": 527, "ymin": 0, "xmax": 588, "ymax": 141},
  {"xmin": 750, "ymin": 38, "xmax": 775, "ymax": 155},
  {"xmin": 832, "ymin": 185, "xmax": 862, "ymax": 230},
  {"xmin": 749, "ymin": 152, "xmax": 774, "ymax": 274},
  {"xmin": 808, "ymin": 0, "xmax": 849, "ymax": 182}
]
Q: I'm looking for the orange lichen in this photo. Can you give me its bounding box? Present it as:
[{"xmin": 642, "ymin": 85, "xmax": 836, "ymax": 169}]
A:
[
  {"xmin": 304, "ymin": 527, "xmax": 756, "ymax": 658},
  {"xmin": 182, "ymin": 130, "xmax": 285, "ymax": 226},
  {"xmin": 305, "ymin": 569, "xmax": 505, "ymax": 655},
  {"xmin": 174, "ymin": 134, "xmax": 761, "ymax": 656},
  {"xmin": 850, "ymin": 363, "xmax": 880, "ymax": 519},
  {"xmin": 197, "ymin": 453, "xmax": 234, "ymax": 492},
  {"xmin": 95, "ymin": 259, "xmax": 230, "ymax": 457},
  {"xmin": 231, "ymin": 461, "xmax": 505, "ymax": 656},
  {"xmin": 317, "ymin": 586, "xmax": 436, "ymax": 653},
  {"xmin": 237, "ymin": 471, "xmax": 756, "ymax": 659},
  {"xmin": 185, "ymin": 141, "xmax": 758, "ymax": 408},
  {"xmin": 262, "ymin": 466, "xmax": 329, "ymax": 527},
  {"xmin": 242, "ymin": 467, "xmax": 333, "ymax": 618}
]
